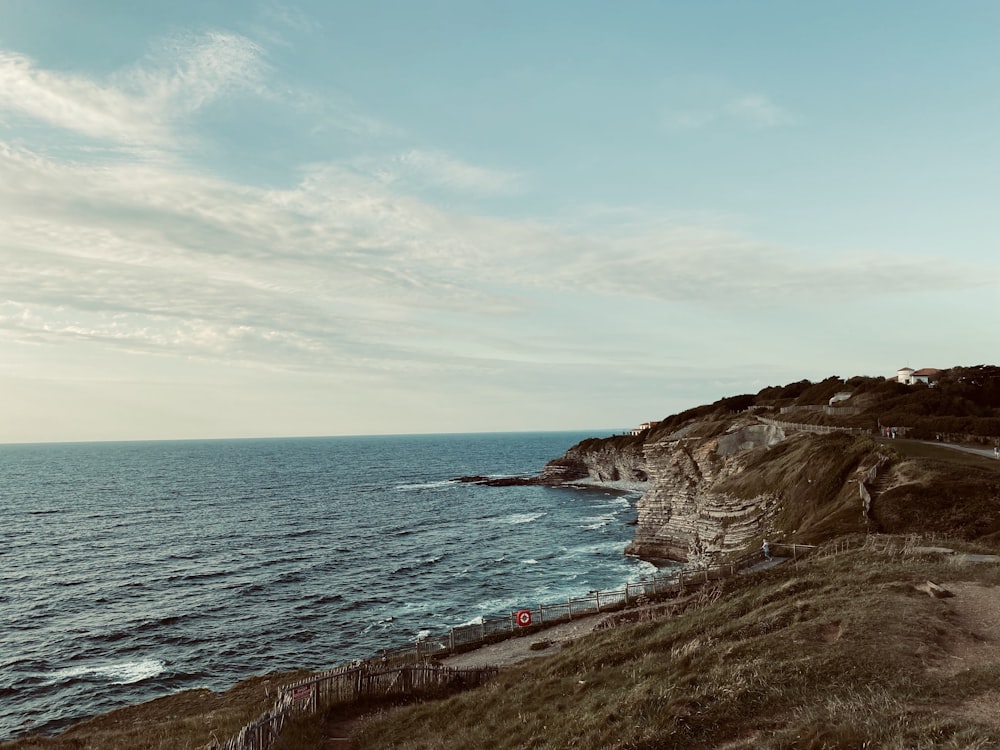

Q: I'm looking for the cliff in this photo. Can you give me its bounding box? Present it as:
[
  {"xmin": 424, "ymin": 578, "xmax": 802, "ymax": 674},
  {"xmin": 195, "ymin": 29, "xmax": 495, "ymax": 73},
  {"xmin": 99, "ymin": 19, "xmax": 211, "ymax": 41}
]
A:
[
  {"xmin": 624, "ymin": 418, "xmax": 790, "ymax": 564},
  {"xmin": 545, "ymin": 414, "xmax": 887, "ymax": 565},
  {"xmin": 538, "ymin": 434, "xmax": 650, "ymax": 492}
]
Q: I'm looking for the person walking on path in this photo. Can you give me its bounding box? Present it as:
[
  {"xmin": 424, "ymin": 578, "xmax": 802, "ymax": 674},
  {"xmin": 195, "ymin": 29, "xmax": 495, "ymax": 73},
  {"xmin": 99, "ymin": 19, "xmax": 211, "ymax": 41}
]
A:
[{"xmin": 762, "ymin": 539, "xmax": 771, "ymax": 561}]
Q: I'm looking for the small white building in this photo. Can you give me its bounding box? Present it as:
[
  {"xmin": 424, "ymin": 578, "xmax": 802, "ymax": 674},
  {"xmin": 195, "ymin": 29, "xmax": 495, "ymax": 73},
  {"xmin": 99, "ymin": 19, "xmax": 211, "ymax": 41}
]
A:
[
  {"xmin": 630, "ymin": 421, "xmax": 660, "ymax": 436},
  {"xmin": 896, "ymin": 367, "xmax": 941, "ymax": 385},
  {"xmin": 910, "ymin": 368, "xmax": 941, "ymax": 385}
]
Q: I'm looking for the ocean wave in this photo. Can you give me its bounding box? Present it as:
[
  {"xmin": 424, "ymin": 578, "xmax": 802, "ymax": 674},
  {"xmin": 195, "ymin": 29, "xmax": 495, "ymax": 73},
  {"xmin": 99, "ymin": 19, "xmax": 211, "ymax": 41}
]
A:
[
  {"xmin": 394, "ymin": 480, "xmax": 456, "ymax": 492},
  {"xmin": 47, "ymin": 658, "xmax": 166, "ymax": 686},
  {"xmin": 392, "ymin": 554, "xmax": 445, "ymax": 576},
  {"xmin": 361, "ymin": 616, "xmax": 395, "ymax": 635},
  {"xmin": 579, "ymin": 513, "xmax": 616, "ymax": 530},
  {"xmin": 499, "ymin": 512, "xmax": 546, "ymax": 525}
]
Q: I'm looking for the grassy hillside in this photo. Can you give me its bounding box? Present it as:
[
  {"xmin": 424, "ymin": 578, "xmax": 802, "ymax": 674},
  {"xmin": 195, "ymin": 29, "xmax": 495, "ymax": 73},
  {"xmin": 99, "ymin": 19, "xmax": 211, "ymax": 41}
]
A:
[
  {"xmin": 0, "ymin": 672, "xmax": 310, "ymax": 750},
  {"xmin": 336, "ymin": 540, "xmax": 1000, "ymax": 749},
  {"xmin": 628, "ymin": 366, "xmax": 1000, "ymax": 443}
]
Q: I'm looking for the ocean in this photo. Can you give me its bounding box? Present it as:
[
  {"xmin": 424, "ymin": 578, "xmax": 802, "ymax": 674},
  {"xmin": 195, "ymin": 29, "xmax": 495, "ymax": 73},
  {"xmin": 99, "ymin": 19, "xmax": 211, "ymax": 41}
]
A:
[{"xmin": 0, "ymin": 431, "xmax": 655, "ymax": 740}]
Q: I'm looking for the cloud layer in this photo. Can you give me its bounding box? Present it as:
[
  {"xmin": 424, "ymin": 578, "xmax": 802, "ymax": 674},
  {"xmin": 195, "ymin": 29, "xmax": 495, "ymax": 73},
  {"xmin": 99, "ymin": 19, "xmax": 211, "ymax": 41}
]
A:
[{"xmin": 1, "ymin": 30, "xmax": 994, "ymax": 410}]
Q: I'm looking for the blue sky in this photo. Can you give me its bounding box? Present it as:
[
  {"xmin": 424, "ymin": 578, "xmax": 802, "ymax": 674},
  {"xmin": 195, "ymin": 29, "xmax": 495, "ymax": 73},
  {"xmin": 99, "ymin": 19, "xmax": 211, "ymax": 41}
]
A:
[{"xmin": 1, "ymin": 1, "xmax": 998, "ymax": 443}]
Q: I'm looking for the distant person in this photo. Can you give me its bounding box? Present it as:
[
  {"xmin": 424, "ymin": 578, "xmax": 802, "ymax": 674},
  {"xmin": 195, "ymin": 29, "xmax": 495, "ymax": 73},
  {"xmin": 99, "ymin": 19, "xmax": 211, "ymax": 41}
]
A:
[
  {"xmin": 762, "ymin": 539, "xmax": 771, "ymax": 561},
  {"xmin": 994, "ymin": 447, "xmax": 999, "ymax": 460}
]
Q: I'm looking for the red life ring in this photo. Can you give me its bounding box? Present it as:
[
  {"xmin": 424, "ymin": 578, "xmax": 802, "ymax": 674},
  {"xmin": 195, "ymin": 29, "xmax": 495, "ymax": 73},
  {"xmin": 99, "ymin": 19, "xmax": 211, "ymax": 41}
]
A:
[{"xmin": 515, "ymin": 609, "xmax": 532, "ymax": 627}]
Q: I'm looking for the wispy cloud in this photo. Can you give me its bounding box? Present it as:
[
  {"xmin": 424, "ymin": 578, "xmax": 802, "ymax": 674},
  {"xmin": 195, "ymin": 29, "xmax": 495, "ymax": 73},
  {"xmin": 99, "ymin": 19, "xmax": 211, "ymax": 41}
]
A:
[
  {"xmin": 0, "ymin": 32, "xmax": 264, "ymax": 148},
  {"xmin": 1, "ymin": 134, "xmax": 988, "ymax": 378},
  {"xmin": 725, "ymin": 94, "xmax": 794, "ymax": 128},
  {"xmin": 664, "ymin": 92, "xmax": 793, "ymax": 131},
  {"xmin": 355, "ymin": 149, "xmax": 525, "ymax": 194},
  {"xmin": 0, "ymin": 37, "xmax": 989, "ymax": 382}
]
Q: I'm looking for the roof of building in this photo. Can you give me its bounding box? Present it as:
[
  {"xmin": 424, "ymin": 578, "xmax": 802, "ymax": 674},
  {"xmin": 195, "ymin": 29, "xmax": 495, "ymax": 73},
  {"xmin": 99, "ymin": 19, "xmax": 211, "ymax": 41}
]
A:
[{"xmin": 912, "ymin": 368, "xmax": 942, "ymax": 377}]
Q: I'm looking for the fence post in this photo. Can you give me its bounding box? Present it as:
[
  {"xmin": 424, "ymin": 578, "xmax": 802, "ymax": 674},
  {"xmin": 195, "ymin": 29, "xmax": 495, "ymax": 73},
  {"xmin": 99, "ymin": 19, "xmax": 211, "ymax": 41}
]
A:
[
  {"xmin": 596, "ymin": 591, "xmax": 602, "ymax": 612},
  {"xmin": 567, "ymin": 597, "xmax": 573, "ymax": 621}
]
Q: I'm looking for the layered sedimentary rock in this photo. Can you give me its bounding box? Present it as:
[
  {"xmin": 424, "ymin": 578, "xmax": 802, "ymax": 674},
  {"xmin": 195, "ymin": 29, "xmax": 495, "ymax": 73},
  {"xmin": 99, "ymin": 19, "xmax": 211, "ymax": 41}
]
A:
[
  {"xmin": 623, "ymin": 421, "xmax": 786, "ymax": 565},
  {"xmin": 474, "ymin": 418, "xmax": 790, "ymax": 564},
  {"xmin": 538, "ymin": 438, "xmax": 650, "ymax": 492}
]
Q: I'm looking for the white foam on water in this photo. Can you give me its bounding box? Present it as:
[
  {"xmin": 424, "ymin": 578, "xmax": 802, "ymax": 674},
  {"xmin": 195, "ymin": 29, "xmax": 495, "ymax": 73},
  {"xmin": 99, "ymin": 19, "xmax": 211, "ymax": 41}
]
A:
[
  {"xmin": 522, "ymin": 558, "xmax": 538, "ymax": 565},
  {"xmin": 599, "ymin": 496, "xmax": 632, "ymax": 510},
  {"xmin": 579, "ymin": 512, "xmax": 616, "ymax": 530},
  {"xmin": 501, "ymin": 512, "xmax": 546, "ymax": 525},
  {"xmin": 49, "ymin": 658, "xmax": 166, "ymax": 685},
  {"xmin": 394, "ymin": 480, "xmax": 455, "ymax": 492}
]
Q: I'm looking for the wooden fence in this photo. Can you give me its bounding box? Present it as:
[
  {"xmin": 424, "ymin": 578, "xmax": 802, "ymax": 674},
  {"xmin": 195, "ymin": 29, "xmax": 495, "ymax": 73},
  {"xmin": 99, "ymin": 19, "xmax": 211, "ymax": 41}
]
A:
[
  {"xmin": 756, "ymin": 416, "xmax": 872, "ymax": 436},
  {"xmin": 209, "ymin": 663, "xmax": 499, "ymax": 750},
  {"xmin": 208, "ymin": 542, "xmax": 815, "ymax": 750}
]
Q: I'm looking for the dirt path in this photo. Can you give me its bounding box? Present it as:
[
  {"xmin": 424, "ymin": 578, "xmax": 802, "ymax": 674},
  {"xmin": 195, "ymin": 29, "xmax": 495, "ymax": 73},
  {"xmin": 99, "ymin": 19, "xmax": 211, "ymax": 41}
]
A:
[{"xmin": 440, "ymin": 613, "xmax": 605, "ymax": 669}]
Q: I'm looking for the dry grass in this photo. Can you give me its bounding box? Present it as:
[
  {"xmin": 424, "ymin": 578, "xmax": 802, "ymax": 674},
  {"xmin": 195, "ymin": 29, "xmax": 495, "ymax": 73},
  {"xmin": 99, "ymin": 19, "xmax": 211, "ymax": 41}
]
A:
[
  {"xmin": 0, "ymin": 671, "xmax": 310, "ymax": 750},
  {"xmin": 346, "ymin": 545, "xmax": 1000, "ymax": 750}
]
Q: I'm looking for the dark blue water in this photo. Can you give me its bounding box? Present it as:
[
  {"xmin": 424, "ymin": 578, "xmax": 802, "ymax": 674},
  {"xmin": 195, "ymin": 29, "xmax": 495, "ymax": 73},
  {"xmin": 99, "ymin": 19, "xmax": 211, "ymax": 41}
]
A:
[{"xmin": 0, "ymin": 432, "xmax": 652, "ymax": 739}]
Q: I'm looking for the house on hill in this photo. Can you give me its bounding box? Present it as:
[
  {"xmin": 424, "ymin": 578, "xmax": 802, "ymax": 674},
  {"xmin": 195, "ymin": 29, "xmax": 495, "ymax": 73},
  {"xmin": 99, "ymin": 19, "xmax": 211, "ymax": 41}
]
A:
[
  {"xmin": 896, "ymin": 367, "xmax": 941, "ymax": 385},
  {"xmin": 630, "ymin": 421, "xmax": 660, "ymax": 436}
]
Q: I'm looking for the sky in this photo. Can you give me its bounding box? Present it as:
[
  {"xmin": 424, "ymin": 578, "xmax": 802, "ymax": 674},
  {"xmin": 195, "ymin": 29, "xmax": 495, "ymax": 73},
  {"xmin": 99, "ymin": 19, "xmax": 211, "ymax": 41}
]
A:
[{"xmin": 1, "ymin": 1, "xmax": 999, "ymax": 443}]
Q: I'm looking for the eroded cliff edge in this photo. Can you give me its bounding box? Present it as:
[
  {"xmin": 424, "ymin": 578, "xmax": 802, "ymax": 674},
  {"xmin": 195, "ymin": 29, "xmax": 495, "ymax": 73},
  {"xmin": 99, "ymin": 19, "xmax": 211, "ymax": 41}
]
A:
[
  {"xmin": 624, "ymin": 418, "xmax": 788, "ymax": 563},
  {"xmin": 540, "ymin": 414, "xmax": 889, "ymax": 565}
]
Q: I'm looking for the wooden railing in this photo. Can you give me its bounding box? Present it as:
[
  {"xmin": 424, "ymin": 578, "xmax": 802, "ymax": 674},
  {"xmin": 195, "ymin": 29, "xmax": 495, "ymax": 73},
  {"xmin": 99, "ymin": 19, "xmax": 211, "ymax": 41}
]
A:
[
  {"xmin": 756, "ymin": 416, "xmax": 872, "ymax": 436},
  {"xmin": 208, "ymin": 663, "xmax": 499, "ymax": 750}
]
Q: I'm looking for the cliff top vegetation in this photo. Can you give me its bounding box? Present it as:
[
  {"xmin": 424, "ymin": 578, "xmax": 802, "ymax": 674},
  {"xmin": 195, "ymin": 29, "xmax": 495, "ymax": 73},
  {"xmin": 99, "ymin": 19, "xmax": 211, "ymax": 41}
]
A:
[{"xmin": 631, "ymin": 365, "xmax": 1000, "ymax": 443}]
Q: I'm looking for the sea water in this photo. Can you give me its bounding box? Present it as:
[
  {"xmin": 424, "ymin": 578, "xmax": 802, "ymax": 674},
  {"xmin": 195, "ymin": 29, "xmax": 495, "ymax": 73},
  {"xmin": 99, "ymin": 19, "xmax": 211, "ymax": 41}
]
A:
[{"xmin": 0, "ymin": 432, "xmax": 654, "ymax": 739}]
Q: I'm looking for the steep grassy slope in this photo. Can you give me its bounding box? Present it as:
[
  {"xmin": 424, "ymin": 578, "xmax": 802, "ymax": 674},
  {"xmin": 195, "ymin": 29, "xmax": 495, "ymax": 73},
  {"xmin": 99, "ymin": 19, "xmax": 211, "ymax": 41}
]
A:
[
  {"xmin": 347, "ymin": 542, "xmax": 1000, "ymax": 749},
  {"xmin": 0, "ymin": 672, "xmax": 309, "ymax": 750},
  {"xmin": 711, "ymin": 432, "xmax": 884, "ymax": 545}
]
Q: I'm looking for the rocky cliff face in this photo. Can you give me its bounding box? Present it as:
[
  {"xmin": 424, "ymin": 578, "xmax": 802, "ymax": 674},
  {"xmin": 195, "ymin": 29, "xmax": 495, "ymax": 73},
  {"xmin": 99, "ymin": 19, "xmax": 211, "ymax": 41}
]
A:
[
  {"xmin": 539, "ymin": 418, "xmax": 886, "ymax": 565},
  {"xmin": 538, "ymin": 437, "xmax": 650, "ymax": 493},
  {"xmin": 623, "ymin": 420, "xmax": 787, "ymax": 565}
]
